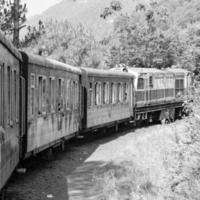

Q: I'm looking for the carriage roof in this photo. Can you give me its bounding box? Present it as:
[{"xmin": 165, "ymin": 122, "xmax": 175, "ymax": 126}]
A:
[
  {"xmin": 0, "ymin": 31, "xmax": 22, "ymax": 60},
  {"xmin": 81, "ymin": 67, "xmax": 134, "ymax": 78},
  {"xmin": 22, "ymin": 52, "xmax": 81, "ymax": 74},
  {"xmin": 110, "ymin": 67, "xmax": 165, "ymax": 77},
  {"xmin": 165, "ymin": 68, "xmax": 191, "ymax": 75}
]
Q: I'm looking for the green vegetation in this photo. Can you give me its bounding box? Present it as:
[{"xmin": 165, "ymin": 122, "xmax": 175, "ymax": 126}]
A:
[
  {"xmin": 23, "ymin": 20, "xmax": 106, "ymax": 68},
  {"xmin": 0, "ymin": 0, "xmax": 200, "ymax": 71},
  {"xmin": 106, "ymin": 0, "xmax": 200, "ymax": 69},
  {"xmin": 0, "ymin": 0, "xmax": 27, "ymax": 46},
  {"xmin": 92, "ymin": 85, "xmax": 200, "ymax": 200},
  {"xmin": 24, "ymin": 0, "xmax": 200, "ymax": 72}
]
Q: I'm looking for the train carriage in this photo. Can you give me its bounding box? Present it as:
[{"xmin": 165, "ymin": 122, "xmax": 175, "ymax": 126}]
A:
[
  {"xmin": 20, "ymin": 52, "xmax": 82, "ymax": 157},
  {"xmin": 81, "ymin": 67, "xmax": 134, "ymax": 131},
  {"xmin": 0, "ymin": 32, "xmax": 21, "ymax": 193}
]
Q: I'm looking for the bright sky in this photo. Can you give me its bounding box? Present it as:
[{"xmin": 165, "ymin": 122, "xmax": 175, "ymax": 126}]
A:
[{"xmin": 21, "ymin": 0, "xmax": 62, "ymax": 17}]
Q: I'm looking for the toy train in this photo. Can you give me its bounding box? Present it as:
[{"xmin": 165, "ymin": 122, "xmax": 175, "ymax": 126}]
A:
[{"xmin": 0, "ymin": 31, "xmax": 192, "ymax": 195}]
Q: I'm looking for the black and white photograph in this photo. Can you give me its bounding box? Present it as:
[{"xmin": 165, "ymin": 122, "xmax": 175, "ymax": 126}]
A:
[{"xmin": 0, "ymin": 0, "xmax": 199, "ymax": 199}]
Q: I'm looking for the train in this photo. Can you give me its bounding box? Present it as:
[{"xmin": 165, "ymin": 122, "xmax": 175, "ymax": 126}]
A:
[{"xmin": 0, "ymin": 31, "xmax": 192, "ymax": 196}]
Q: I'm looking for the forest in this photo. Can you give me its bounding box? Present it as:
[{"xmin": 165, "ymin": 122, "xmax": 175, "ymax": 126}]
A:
[{"xmin": 1, "ymin": 0, "xmax": 200, "ymax": 74}]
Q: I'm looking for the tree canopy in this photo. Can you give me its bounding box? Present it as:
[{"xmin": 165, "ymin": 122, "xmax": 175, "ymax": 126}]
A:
[
  {"xmin": 0, "ymin": 0, "xmax": 27, "ymax": 42},
  {"xmin": 105, "ymin": 0, "xmax": 200, "ymax": 70}
]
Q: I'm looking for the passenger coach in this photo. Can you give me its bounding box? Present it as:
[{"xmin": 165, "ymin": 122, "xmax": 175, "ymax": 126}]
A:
[
  {"xmin": 0, "ymin": 32, "xmax": 21, "ymax": 194},
  {"xmin": 81, "ymin": 67, "xmax": 134, "ymax": 132},
  {"xmin": 20, "ymin": 52, "xmax": 82, "ymax": 158}
]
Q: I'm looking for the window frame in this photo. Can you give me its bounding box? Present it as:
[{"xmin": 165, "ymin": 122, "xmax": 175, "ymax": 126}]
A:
[{"xmin": 30, "ymin": 73, "xmax": 35, "ymax": 116}]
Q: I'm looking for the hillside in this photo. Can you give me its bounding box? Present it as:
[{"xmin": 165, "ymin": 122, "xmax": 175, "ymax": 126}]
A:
[{"xmin": 27, "ymin": 0, "xmax": 149, "ymax": 40}]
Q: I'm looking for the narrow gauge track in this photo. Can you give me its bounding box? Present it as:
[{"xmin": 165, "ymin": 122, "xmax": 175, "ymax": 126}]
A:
[{"xmin": 4, "ymin": 121, "xmax": 158, "ymax": 200}]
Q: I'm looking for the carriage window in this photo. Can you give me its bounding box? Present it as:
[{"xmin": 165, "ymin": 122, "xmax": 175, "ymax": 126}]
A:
[
  {"xmin": 49, "ymin": 77, "xmax": 55, "ymax": 112},
  {"xmin": 89, "ymin": 82, "xmax": 93, "ymax": 107},
  {"xmin": 94, "ymin": 83, "xmax": 98, "ymax": 105},
  {"xmin": 38, "ymin": 76, "xmax": 43, "ymax": 115},
  {"xmin": 123, "ymin": 83, "xmax": 128, "ymax": 102},
  {"xmin": 94, "ymin": 82, "xmax": 102, "ymax": 105},
  {"xmin": 117, "ymin": 83, "xmax": 121, "ymax": 103},
  {"xmin": 116, "ymin": 83, "xmax": 119, "ymax": 103},
  {"xmin": 58, "ymin": 78, "xmax": 64, "ymax": 111},
  {"xmin": 42, "ymin": 78, "xmax": 46, "ymax": 113},
  {"xmin": 14, "ymin": 70, "xmax": 18, "ymax": 122},
  {"xmin": 149, "ymin": 76, "xmax": 153, "ymax": 88},
  {"xmin": 66, "ymin": 80, "xmax": 70, "ymax": 109},
  {"xmin": 49, "ymin": 77, "xmax": 52, "ymax": 112},
  {"xmin": 7, "ymin": 66, "xmax": 11, "ymax": 124},
  {"xmin": 179, "ymin": 79, "xmax": 184, "ymax": 89},
  {"xmin": 75, "ymin": 82, "xmax": 79, "ymax": 109},
  {"xmin": 0, "ymin": 65, "xmax": 4, "ymax": 127},
  {"xmin": 70, "ymin": 80, "xmax": 74, "ymax": 109},
  {"xmin": 119, "ymin": 83, "xmax": 123, "ymax": 102},
  {"xmin": 102, "ymin": 82, "xmax": 106, "ymax": 104},
  {"xmin": 105, "ymin": 83, "xmax": 110, "ymax": 104},
  {"xmin": 72, "ymin": 81, "xmax": 76, "ymax": 109},
  {"xmin": 110, "ymin": 83, "xmax": 114, "ymax": 103},
  {"xmin": 11, "ymin": 69, "xmax": 13, "ymax": 123},
  {"xmin": 62, "ymin": 79, "xmax": 65, "ymax": 109},
  {"xmin": 98, "ymin": 83, "xmax": 102, "ymax": 105},
  {"xmin": 31, "ymin": 74, "xmax": 35, "ymax": 116},
  {"xmin": 113, "ymin": 83, "xmax": 117, "ymax": 103},
  {"xmin": 138, "ymin": 78, "xmax": 144, "ymax": 89}
]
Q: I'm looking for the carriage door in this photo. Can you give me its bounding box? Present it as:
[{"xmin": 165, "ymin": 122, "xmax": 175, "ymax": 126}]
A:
[{"xmin": 20, "ymin": 76, "xmax": 26, "ymax": 158}]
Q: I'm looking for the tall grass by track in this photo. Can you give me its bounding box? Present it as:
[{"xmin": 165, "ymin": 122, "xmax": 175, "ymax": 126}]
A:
[{"xmin": 93, "ymin": 85, "xmax": 200, "ymax": 200}]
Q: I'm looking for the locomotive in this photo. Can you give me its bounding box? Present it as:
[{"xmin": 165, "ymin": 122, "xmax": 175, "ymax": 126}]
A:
[{"xmin": 0, "ymin": 31, "xmax": 192, "ymax": 196}]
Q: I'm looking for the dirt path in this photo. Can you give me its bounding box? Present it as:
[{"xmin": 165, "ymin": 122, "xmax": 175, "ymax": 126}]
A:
[{"xmin": 6, "ymin": 119, "xmax": 199, "ymax": 200}]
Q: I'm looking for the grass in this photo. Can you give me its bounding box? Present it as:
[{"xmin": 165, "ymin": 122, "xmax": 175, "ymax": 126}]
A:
[
  {"xmin": 92, "ymin": 85, "xmax": 200, "ymax": 200},
  {"xmin": 93, "ymin": 160, "xmax": 157, "ymax": 200}
]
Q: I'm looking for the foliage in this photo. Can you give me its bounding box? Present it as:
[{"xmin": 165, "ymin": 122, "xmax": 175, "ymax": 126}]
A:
[
  {"xmin": 100, "ymin": 1, "xmax": 122, "ymax": 19},
  {"xmin": 23, "ymin": 20, "xmax": 106, "ymax": 68},
  {"xmin": 0, "ymin": 0, "xmax": 27, "ymax": 37},
  {"xmin": 105, "ymin": 0, "xmax": 200, "ymax": 70},
  {"xmin": 20, "ymin": 20, "xmax": 45, "ymax": 48}
]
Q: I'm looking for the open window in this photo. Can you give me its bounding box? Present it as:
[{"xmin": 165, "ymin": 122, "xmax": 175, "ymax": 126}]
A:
[
  {"xmin": 57, "ymin": 78, "xmax": 64, "ymax": 111},
  {"xmin": 123, "ymin": 82, "xmax": 129, "ymax": 102},
  {"xmin": 38, "ymin": 76, "xmax": 46, "ymax": 115}
]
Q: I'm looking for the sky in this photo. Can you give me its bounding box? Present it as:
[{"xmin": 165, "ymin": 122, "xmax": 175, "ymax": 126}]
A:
[{"xmin": 21, "ymin": 0, "xmax": 62, "ymax": 17}]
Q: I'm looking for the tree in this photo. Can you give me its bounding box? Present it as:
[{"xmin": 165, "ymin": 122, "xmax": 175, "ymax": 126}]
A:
[
  {"xmin": 23, "ymin": 20, "xmax": 106, "ymax": 68},
  {"xmin": 105, "ymin": 0, "xmax": 200, "ymax": 71},
  {"xmin": 100, "ymin": 1, "xmax": 122, "ymax": 19},
  {"xmin": 0, "ymin": 0, "xmax": 27, "ymax": 46},
  {"xmin": 20, "ymin": 20, "xmax": 45, "ymax": 48}
]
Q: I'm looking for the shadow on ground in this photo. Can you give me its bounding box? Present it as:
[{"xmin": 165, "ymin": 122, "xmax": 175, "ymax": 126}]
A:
[{"xmin": 6, "ymin": 125, "xmax": 135, "ymax": 200}]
